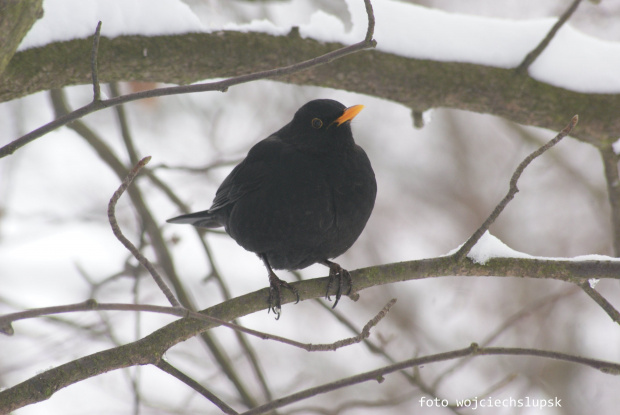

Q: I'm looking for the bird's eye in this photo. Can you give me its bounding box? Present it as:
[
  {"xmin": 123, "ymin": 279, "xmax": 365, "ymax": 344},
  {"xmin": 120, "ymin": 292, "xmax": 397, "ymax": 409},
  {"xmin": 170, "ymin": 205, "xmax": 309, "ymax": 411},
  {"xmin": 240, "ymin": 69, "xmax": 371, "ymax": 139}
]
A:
[{"xmin": 311, "ymin": 118, "xmax": 323, "ymax": 129}]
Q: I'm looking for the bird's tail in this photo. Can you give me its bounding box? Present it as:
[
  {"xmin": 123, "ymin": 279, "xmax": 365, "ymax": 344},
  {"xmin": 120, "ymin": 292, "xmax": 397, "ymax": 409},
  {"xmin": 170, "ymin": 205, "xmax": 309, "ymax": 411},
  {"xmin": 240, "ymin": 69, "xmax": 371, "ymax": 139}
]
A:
[{"xmin": 166, "ymin": 210, "xmax": 223, "ymax": 228}]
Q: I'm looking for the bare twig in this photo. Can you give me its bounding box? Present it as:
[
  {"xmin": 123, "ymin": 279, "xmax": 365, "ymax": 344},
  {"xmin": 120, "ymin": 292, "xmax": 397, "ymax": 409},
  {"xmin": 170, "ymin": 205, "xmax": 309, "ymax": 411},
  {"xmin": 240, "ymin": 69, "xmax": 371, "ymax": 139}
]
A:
[
  {"xmin": 516, "ymin": 0, "xmax": 583, "ymax": 73},
  {"xmin": 241, "ymin": 343, "xmax": 620, "ymax": 415},
  {"xmin": 109, "ymin": 82, "xmax": 140, "ymax": 165},
  {"xmin": 291, "ymin": 269, "xmax": 462, "ymax": 412},
  {"xmin": 449, "ymin": 373, "xmax": 518, "ymax": 409},
  {"xmin": 287, "ymin": 394, "xmax": 413, "ymax": 415},
  {"xmin": 151, "ymin": 158, "xmax": 242, "ymax": 173},
  {"xmin": 0, "ymin": 298, "xmax": 396, "ymax": 353},
  {"xmin": 48, "ymin": 83, "xmax": 258, "ymax": 407},
  {"xmin": 599, "ymin": 146, "xmax": 620, "ymax": 256},
  {"xmin": 90, "ymin": 21, "xmax": 103, "ymax": 101},
  {"xmin": 156, "ymin": 360, "xmax": 239, "ymax": 415},
  {"xmin": 453, "ymin": 115, "xmax": 578, "ymax": 260},
  {"xmin": 309, "ymin": 298, "xmax": 396, "ymax": 351},
  {"xmin": 363, "ymin": 0, "xmax": 376, "ymax": 43},
  {"xmin": 0, "ymin": 1, "xmax": 377, "ymax": 159},
  {"xmin": 105, "ymin": 82, "xmax": 269, "ymax": 403},
  {"xmin": 108, "ymin": 156, "xmax": 181, "ymax": 307},
  {"xmin": 580, "ymin": 281, "xmax": 620, "ymax": 324},
  {"xmin": 0, "ymin": 300, "xmax": 185, "ymax": 331},
  {"xmin": 432, "ymin": 287, "xmax": 579, "ymax": 389}
]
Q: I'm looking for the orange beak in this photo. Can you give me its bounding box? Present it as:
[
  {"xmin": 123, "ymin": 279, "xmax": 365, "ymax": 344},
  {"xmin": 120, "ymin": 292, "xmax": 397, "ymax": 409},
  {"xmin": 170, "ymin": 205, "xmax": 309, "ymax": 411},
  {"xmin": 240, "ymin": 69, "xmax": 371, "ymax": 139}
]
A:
[{"xmin": 334, "ymin": 105, "xmax": 364, "ymax": 126}]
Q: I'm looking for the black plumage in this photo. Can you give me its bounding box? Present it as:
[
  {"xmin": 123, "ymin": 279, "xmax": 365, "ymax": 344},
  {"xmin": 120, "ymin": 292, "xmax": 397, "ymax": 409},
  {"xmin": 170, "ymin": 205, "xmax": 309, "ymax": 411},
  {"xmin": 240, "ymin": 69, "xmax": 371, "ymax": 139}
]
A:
[{"xmin": 168, "ymin": 99, "xmax": 376, "ymax": 316}]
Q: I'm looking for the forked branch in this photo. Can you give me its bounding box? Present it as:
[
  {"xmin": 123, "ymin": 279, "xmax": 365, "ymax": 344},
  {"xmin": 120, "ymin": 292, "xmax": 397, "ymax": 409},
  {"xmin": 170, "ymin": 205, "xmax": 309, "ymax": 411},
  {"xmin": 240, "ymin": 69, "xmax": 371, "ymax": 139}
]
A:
[{"xmin": 454, "ymin": 115, "xmax": 578, "ymax": 260}]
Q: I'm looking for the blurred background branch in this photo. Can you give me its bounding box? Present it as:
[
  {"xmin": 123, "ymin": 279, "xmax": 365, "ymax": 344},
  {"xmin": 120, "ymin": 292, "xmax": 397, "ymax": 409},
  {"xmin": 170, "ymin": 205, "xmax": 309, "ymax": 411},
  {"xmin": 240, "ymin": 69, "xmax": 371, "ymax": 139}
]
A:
[{"xmin": 2, "ymin": 0, "xmax": 620, "ymax": 414}]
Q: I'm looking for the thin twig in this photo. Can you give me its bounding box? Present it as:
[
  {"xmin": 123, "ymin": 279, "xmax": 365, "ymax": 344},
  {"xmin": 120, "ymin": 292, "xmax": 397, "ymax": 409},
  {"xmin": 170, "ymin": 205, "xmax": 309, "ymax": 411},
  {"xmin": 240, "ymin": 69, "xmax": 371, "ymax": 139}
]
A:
[
  {"xmin": 0, "ymin": 298, "xmax": 396, "ymax": 353},
  {"xmin": 0, "ymin": 1, "xmax": 377, "ymax": 159},
  {"xmin": 311, "ymin": 299, "xmax": 396, "ymax": 351},
  {"xmin": 50, "ymin": 87, "xmax": 257, "ymax": 407},
  {"xmin": 599, "ymin": 146, "xmax": 620, "ymax": 256},
  {"xmin": 91, "ymin": 21, "xmax": 102, "ymax": 101},
  {"xmin": 432, "ymin": 287, "xmax": 579, "ymax": 389},
  {"xmin": 151, "ymin": 158, "xmax": 242, "ymax": 173},
  {"xmin": 156, "ymin": 360, "xmax": 239, "ymax": 415},
  {"xmin": 516, "ymin": 0, "xmax": 583, "ymax": 73},
  {"xmin": 241, "ymin": 343, "xmax": 620, "ymax": 415},
  {"xmin": 363, "ymin": 0, "xmax": 376, "ymax": 44},
  {"xmin": 108, "ymin": 156, "xmax": 181, "ymax": 307},
  {"xmin": 453, "ymin": 115, "xmax": 578, "ymax": 260},
  {"xmin": 109, "ymin": 82, "xmax": 140, "ymax": 165},
  {"xmin": 580, "ymin": 281, "xmax": 620, "ymax": 324},
  {"xmin": 289, "ymin": 272, "xmax": 462, "ymax": 413},
  {"xmin": 450, "ymin": 373, "xmax": 518, "ymax": 409},
  {"xmin": 3, "ymin": 283, "xmax": 620, "ymax": 413},
  {"xmin": 287, "ymin": 394, "xmax": 413, "ymax": 415}
]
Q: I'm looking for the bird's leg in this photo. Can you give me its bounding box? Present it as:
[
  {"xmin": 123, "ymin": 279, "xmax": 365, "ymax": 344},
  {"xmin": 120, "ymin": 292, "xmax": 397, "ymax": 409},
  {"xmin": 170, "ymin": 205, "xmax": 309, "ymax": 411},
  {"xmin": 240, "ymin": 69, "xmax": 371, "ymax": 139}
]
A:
[
  {"xmin": 321, "ymin": 260, "xmax": 352, "ymax": 308},
  {"xmin": 260, "ymin": 254, "xmax": 300, "ymax": 319}
]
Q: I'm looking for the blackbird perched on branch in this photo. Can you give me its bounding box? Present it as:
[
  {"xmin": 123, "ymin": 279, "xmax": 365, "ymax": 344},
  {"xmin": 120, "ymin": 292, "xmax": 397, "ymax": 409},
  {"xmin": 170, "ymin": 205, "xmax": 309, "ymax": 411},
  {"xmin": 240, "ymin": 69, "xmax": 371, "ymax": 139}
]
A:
[{"xmin": 168, "ymin": 99, "xmax": 377, "ymax": 317}]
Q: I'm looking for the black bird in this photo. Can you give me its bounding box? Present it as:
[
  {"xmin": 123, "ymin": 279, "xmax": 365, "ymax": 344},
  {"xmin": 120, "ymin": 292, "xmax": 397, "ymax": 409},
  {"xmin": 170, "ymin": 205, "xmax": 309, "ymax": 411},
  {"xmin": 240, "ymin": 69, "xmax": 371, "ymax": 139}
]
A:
[{"xmin": 167, "ymin": 99, "xmax": 376, "ymax": 316}]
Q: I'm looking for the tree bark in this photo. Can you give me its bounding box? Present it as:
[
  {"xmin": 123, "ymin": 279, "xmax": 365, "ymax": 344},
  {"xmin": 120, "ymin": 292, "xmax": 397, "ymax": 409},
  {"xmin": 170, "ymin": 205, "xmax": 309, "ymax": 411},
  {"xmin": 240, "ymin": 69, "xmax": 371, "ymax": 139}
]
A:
[
  {"xmin": 0, "ymin": 0, "xmax": 42, "ymax": 75},
  {"xmin": 2, "ymin": 30, "xmax": 618, "ymax": 146}
]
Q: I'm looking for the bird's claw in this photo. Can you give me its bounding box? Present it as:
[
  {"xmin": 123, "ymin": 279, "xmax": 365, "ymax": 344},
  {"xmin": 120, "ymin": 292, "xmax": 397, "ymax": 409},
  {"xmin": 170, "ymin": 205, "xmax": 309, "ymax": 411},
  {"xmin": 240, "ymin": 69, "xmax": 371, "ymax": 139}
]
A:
[
  {"xmin": 323, "ymin": 261, "xmax": 352, "ymax": 309},
  {"xmin": 267, "ymin": 272, "xmax": 300, "ymax": 319}
]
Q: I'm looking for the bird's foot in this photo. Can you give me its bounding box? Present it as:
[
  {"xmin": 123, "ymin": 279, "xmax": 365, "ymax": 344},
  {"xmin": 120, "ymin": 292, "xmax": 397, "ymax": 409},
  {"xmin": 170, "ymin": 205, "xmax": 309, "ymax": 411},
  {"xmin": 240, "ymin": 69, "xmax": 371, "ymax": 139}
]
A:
[
  {"xmin": 267, "ymin": 270, "xmax": 300, "ymax": 319},
  {"xmin": 322, "ymin": 260, "xmax": 352, "ymax": 309},
  {"xmin": 261, "ymin": 254, "xmax": 300, "ymax": 319}
]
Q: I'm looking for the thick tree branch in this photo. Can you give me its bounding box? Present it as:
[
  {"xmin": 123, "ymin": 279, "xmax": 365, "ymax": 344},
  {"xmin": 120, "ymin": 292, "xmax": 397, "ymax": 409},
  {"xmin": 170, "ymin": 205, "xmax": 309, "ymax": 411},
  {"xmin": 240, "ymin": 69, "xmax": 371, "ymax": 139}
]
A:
[
  {"xmin": 2, "ymin": 254, "xmax": 620, "ymax": 412},
  {"xmin": 0, "ymin": 0, "xmax": 42, "ymax": 75},
  {"xmin": 0, "ymin": 0, "xmax": 377, "ymax": 158},
  {"xmin": 1, "ymin": 31, "xmax": 618, "ymax": 150}
]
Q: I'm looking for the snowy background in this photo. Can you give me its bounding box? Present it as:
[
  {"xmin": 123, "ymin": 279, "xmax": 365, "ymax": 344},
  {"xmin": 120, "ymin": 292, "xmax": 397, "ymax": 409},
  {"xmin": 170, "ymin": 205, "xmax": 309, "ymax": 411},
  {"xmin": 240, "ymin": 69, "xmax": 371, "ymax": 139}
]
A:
[{"xmin": 2, "ymin": 0, "xmax": 620, "ymax": 414}]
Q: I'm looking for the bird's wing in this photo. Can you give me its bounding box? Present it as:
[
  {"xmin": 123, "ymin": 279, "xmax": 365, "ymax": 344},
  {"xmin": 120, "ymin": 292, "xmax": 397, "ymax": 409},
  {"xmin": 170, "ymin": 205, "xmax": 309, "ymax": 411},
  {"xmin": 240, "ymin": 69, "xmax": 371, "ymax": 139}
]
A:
[{"xmin": 209, "ymin": 136, "xmax": 283, "ymax": 211}]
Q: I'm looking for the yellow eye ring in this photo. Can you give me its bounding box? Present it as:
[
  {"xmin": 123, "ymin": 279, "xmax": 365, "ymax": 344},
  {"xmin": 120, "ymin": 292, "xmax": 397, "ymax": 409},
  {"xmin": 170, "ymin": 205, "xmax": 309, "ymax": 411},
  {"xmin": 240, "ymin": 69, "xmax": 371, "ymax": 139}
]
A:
[{"xmin": 311, "ymin": 118, "xmax": 323, "ymax": 129}]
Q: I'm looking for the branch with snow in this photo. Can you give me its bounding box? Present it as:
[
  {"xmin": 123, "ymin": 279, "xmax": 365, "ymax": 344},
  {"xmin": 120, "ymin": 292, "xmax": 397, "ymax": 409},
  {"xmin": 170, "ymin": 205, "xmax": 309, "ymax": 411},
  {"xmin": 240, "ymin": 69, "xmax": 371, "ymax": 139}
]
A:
[
  {"xmin": 2, "ymin": 97, "xmax": 620, "ymax": 414},
  {"xmin": 454, "ymin": 115, "xmax": 578, "ymax": 261},
  {"xmin": 2, "ymin": 1, "xmax": 620, "ymax": 413},
  {"xmin": 0, "ymin": 0, "xmax": 377, "ymax": 159}
]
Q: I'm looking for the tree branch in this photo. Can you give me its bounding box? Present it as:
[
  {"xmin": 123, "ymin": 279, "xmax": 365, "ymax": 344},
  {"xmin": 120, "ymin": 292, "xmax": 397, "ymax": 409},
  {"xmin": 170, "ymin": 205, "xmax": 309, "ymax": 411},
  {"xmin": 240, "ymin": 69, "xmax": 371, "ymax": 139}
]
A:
[
  {"xmin": 0, "ymin": 0, "xmax": 43, "ymax": 75},
  {"xmin": 0, "ymin": 0, "xmax": 376, "ymax": 159},
  {"xmin": 2, "ymin": 33, "xmax": 617, "ymax": 149},
  {"xmin": 108, "ymin": 156, "xmax": 182, "ymax": 307},
  {"xmin": 579, "ymin": 281, "xmax": 620, "ymax": 324},
  {"xmin": 90, "ymin": 21, "xmax": 102, "ymax": 101},
  {"xmin": 0, "ymin": 298, "xmax": 396, "ymax": 353},
  {"xmin": 432, "ymin": 287, "xmax": 579, "ymax": 389},
  {"xmin": 241, "ymin": 343, "xmax": 620, "ymax": 415},
  {"xmin": 156, "ymin": 360, "xmax": 239, "ymax": 415},
  {"xmin": 599, "ymin": 145, "xmax": 620, "ymax": 256},
  {"xmin": 454, "ymin": 115, "xmax": 578, "ymax": 260},
  {"xmin": 2, "ymin": 253, "xmax": 620, "ymax": 412},
  {"xmin": 516, "ymin": 0, "xmax": 583, "ymax": 73},
  {"xmin": 48, "ymin": 88, "xmax": 260, "ymax": 408}
]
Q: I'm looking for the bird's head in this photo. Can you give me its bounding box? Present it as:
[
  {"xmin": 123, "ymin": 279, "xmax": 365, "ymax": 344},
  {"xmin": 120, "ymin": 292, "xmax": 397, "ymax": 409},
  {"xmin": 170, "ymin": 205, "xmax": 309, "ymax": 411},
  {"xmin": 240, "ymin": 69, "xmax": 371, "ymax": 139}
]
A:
[{"xmin": 287, "ymin": 99, "xmax": 364, "ymax": 149}]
